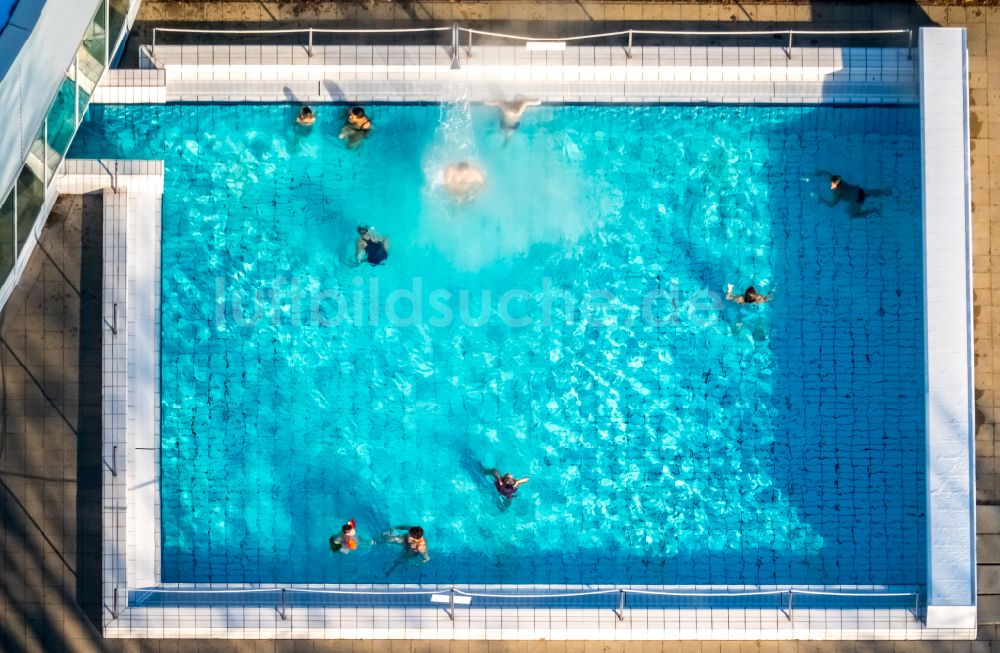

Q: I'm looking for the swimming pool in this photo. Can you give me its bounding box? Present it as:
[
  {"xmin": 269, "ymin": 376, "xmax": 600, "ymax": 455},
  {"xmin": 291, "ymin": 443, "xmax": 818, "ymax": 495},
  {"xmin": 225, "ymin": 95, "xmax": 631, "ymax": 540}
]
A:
[{"xmin": 71, "ymin": 102, "xmax": 924, "ymax": 588}]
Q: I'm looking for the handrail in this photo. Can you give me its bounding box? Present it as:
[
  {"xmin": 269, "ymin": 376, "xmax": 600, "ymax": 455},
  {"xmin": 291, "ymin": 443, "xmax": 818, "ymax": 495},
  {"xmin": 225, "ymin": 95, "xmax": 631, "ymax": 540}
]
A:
[
  {"xmin": 125, "ymin": 584, "xmax": 921, "ymax": 622},
  {"xmin": 460, "ymin": 26, "xmax": 910, "ymax": 41},
  {"xmin": 151, "ymin": 25, "xmax": 451, "ymax": 59},
  {"xmin": 462, "ymin": 27, "xmax": 634, "ymax": 42},
  {"xmin": 790, "ymin": 589, "xmax": 918, "ymax": 597},
  {"xmin": 129, "ymin": 586, "xmax": 920, "ymax": 598},
  {"xmin": 149, "ymin": 25, "xmax": 915, "ymax": 63},
  {"xmin": 623, "ymin": 588, "xmax": 787, "ymax": 597},
  {"xmin": 458, "ymin": 25, "xmax": 913, "ymax": 61},
  {"xmin": 455, "ymin": 588, "xmax": 619, "ymax": 599},
  {"xmin": 152, "ymin": 26, "xmax": 451, "ymax": 35},
  {"xmin": 140, "ymin": 587, "xmax": 445, "ymax": 595}
]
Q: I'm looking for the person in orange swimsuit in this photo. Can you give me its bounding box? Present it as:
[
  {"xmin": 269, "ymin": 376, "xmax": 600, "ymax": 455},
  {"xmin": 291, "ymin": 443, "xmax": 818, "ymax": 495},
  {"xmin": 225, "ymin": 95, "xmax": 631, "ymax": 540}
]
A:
[
  {"xmin": 329, "ymin": 519, "xmax": 358, "ymax": 554},
  {"xmin": 385, "ymin": 525, "xmax": 430, "ymax": 562}
]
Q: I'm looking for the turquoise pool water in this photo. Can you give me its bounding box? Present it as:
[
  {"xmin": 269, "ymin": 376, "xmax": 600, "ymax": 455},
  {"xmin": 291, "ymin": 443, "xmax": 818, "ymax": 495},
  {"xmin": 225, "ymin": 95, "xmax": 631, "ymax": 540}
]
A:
[{"xmin": 71, "ymin": 103, "xmax": 924, "ymax": 586}]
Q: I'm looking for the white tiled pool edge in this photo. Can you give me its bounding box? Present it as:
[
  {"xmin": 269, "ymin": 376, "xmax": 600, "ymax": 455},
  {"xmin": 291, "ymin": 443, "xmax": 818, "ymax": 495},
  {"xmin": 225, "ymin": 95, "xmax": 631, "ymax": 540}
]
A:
[
  {"xmin": 57, "ymin": 160, "xmax": 165, "ymax": 633},
  {"xmin": 919, "ymin": 27, "xmax": 977, "ymax": 630},
  {"xmin": 90, "ymin": 29, "xmax": 977, "ymax": 640},
  {"xmin": 102, "ymin": 606, "xmax": 951, "ymax": 640},
  {"xmin": 94, "ymin": 44, "xmax": 920, "ymax": 105}
]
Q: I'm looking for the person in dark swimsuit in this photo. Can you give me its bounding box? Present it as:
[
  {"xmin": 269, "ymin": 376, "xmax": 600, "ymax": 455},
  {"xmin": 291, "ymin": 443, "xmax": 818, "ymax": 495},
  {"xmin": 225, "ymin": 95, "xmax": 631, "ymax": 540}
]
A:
[
  {"xmin": 813, "ymin": 171, "xmax": 887, "ymax": 218},
  {"xmin": 355, "ymin": 226, "xmax": 389, "ymax": 266},
  {"xmin": 485, "ymin": 97, "xmax": 541, "ymax": 139},
  {"xmin": 490, "ymin": 468, "xmax": 529, "ymax": 499},
  {"xmin": 296, "ymin": 106, "xmax": 316, "ymax": 126},
  {"xmin": 725, "ymin": 284, "xmax": 770, "ymax": 305}
]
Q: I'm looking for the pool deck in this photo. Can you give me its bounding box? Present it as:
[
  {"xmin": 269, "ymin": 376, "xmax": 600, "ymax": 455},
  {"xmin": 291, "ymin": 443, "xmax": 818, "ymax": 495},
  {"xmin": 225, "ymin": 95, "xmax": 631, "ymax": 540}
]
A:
[{"xmin": 1, "ymin": 1, "xmax": 999, "ymax": 651}]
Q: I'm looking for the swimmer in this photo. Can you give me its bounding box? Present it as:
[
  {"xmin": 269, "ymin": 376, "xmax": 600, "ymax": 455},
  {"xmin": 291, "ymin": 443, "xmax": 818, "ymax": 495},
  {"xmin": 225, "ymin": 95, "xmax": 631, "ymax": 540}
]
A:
[
  {"xmin": 339, "ymin": 106, "xmax": 372, "ymax": 149},
  {"xmin": 329, "ymin": 519, "xmax": 358, "ymax": 554},
  {"xmin": 813, "ymin": 170, "xmax": 888, "ymax": 218},
  {"xmin": 442, "ymin": 162, "xmax": 486, "ymax": 203},
  {"xmin": 490, "ymin": 468, "xmax": 529, "ymax": 499},
  {"xmin": 726, "ymin": 284, "xmax": 770, "ymax": 305},
  {"xmin": 385, "ymin": 525, "xmax": 430, "ymax": 562},
  {"xmin": 485, "ymin": 97, "xmax": 541, "ymax": 132},
  {"xmin": 355, "ymin": 226, "xmax": 390, "ymax": 266},
  {"xmin": 296, "ymin": 106, "xmax": 316, "ymax": 126}
]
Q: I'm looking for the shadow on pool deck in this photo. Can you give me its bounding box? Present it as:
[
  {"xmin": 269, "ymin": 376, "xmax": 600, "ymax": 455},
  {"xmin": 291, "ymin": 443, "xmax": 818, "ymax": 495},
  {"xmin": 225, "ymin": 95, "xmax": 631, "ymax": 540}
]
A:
[{"xmin": 0, "ymin": 194, "xmax": 107, "ymax": 653}]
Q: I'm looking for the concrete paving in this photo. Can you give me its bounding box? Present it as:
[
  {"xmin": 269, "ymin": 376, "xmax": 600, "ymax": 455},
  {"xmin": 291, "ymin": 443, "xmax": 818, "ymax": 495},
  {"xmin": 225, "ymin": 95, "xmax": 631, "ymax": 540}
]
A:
[
  {"xmin": 3, "ymin": 2, "xmax": 1000, "ymax": 651},
  {"xmin": 0, "ymin": 193, "xmax": 106, "ymax": 652}
]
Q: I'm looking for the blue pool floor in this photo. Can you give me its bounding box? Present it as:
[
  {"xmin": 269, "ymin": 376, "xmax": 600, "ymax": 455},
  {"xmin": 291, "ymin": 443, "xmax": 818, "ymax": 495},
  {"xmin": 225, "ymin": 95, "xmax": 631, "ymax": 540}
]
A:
[{"xmin": 70, "ymin": 103, "xmax": 925, "ymax": 587}]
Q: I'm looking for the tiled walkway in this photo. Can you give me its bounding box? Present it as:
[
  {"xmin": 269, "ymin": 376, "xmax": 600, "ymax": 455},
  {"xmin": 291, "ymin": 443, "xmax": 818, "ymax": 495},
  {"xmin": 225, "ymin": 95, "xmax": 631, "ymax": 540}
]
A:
[
  {"xmin": 0, "ymin": 194, "xmax": 106, "ymax": 652},
  {"xmin": 2, "ymin": 1, "xmax": 1000, "ymax": 651}
]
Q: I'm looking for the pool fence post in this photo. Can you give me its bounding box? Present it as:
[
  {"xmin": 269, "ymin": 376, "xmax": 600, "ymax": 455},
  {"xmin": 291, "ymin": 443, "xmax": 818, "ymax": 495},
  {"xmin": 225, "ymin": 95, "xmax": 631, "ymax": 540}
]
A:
[
  {"xmin": 278, "ymin": 588, "xmax": 287, "ymax": 620},
  {"xmin": 112, "ymin": 302, "xmax": 118, "ymax": 335},
  {"xmin": 74, "ymin": 54, "xmax": 80, "ymax": 126},
  {"xmin": 785, "ymin": 31, "xmax": 793, "ymax": 59},
  {"xmin": 907, "ymin": 29, "xmax": 914, "ymax": 60},
  {"xmin": 113, "ymin": 587, "xmax": 119, "ymax": 619},
  {"xmin": 786, "ymin": 590, "xmax": 794, "ymax": 621},
  {"xmin": 913, "ymin": 592, "xmax": 920, "ymax": 621},
  {"xmin": 43, "ymin": 119, "xmax": 48, "ymax": 187},
  {"xmin": 451, "ymin": 24, "xmax": 461, "ymax": 69},
  {"xmin": 448, "ymin": 588, "xmax": 456, "ymax": 621},
  {"xmin": 307, "ymin": 28, "xmax": 313, "ymax": 58},
  {"xmin": 626, "ymin": 30, "xmax": 633, "ymax": 59},
  {"xmin": 104, "ymin": 0, "xmax": 109, "ymax": 66},
  {"xmin": 616, "ymin": 589, "xmax": 626, "ymax": 621},
  {"xmin": 111, "ymin": 444, "xmax": 118, "ymax": 477},
  {"xmin": 467, "ymin": 28, "xmax": 472, "ymax": 59},
  {"xmin": 151, "ymin": 28, "xmax": 156, "ymax": 58}
]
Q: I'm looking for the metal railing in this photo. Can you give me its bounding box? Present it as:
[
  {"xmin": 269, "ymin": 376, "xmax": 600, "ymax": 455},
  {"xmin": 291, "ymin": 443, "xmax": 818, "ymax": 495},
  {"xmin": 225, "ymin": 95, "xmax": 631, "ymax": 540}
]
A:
[
  {"xmin": 458, "ymin": 26, "xmax": 915, "ymax": 61},
  {"xmin": 123, "ymin": 585, "xmax": 922, "ymax": 623},
  {"xmin": 151, "ymin": 26, "xmax": 451, "ymax": 58},
  {"xmin": 149, "ymin": 24, "xmax": 915, "ymax": 65}
]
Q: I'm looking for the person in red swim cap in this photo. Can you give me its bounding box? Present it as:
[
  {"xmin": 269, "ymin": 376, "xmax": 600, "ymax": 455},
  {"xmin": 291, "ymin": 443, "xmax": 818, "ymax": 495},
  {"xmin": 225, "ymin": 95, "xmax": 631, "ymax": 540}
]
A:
[{"xmin": 329, "ymin": 519, "xmax": 358, "ymax": 554}]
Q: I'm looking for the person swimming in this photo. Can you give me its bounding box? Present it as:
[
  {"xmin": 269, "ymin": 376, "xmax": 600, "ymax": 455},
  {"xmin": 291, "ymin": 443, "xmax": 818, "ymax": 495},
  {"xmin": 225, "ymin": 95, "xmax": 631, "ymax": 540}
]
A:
[
  {"xmin": 329, "ymin": 519, "xmax": 358, "ymax": 554},
  {"xmin": 726, "ymin": 284, "xmax": 770, "ymax": 305},
  {"xmin": 296, "ymin": 106, "xmax": 316, "ymax": 126},
  {"xmin": 442, "ymin": 162, "xmax": 486, "ymax": 203},
  {"xmin": 355, "ymin": 226, "xmax": 389, "ymax": 266},
  {"xmin": 485, "ymin": 97, "xmax": 541, "ymax": 131},
  {"xmin": 490, "ymin": 468, "xmax": 529, "ymax": 499},
  {"xmin": 339, "ymin": 106, "xmax": 372, "ymax": 148},
  {"xmin": 813, "ymin": 170, "xmax": 887, "ymax": 218},
  {"xmin": 385, "ymin": 525, "xmax": 430, "ymax": 562}
]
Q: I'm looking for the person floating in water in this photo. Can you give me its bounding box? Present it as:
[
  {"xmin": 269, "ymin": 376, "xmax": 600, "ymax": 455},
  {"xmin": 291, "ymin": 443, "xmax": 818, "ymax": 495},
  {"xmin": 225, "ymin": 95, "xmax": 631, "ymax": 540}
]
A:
[
  {"xmin": 385, "ymin": 525, "xmax": 430, "ymax": 562},
  {"xmin": 813, "ymin": 170, "xmax": 889, "ymax": 218},
  {"xmin": 490, "ymin": 468, "xmax": 529, "ymax": 499},
  {"xmin": 726, "ymin": 284, "xmax": 770, "ymax": 305},
  {"xmin": 339, "ymin": 106, "xmax": 372, "ymax": 149},
  {"xmin": 355, "ymin": 226, "xmax": 390, "ymax": 266},
  {"xmin": 296, "ymin": 106, "xmax": 316, "ymax": 126},
  {"xmin": 442, "ymin": 162, "xmax": 486, "ymax": 203},
  {"xmin": 485, "ymin": 97, "xmax": 541, "ymax": 133},
  {"xmin": 329, "ymin": 519, "xmax": 358, "ymax": 554}
]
